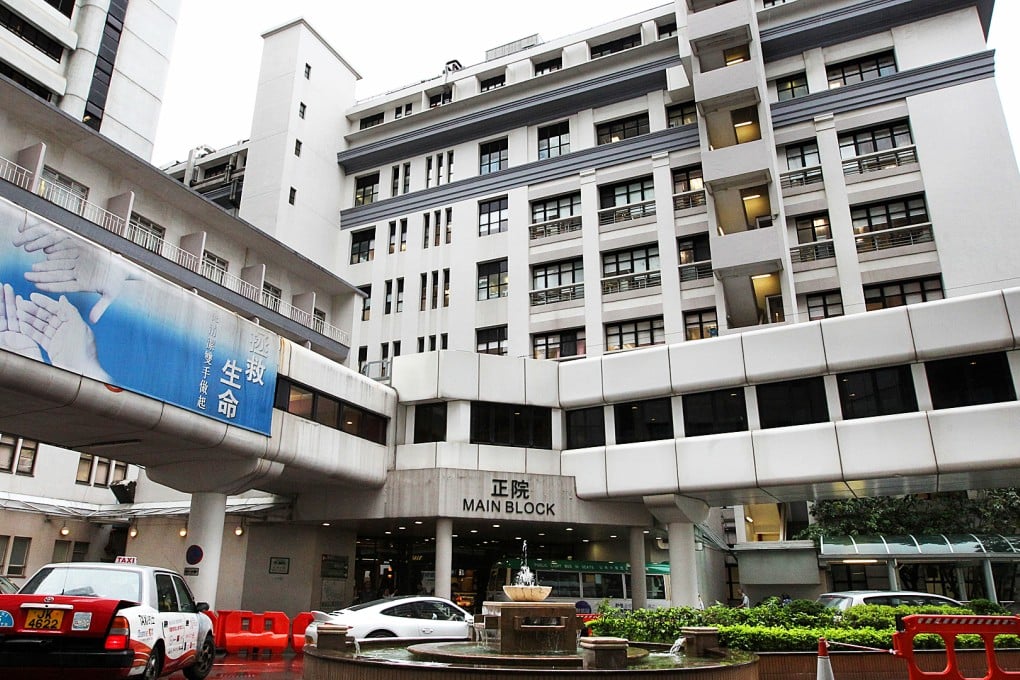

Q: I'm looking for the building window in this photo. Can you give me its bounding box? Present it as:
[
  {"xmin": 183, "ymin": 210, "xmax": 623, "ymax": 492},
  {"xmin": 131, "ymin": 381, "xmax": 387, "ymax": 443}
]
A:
[
  {"xmin": 429, "ymin": 89, "xmax": 452, "ymax": 108},
  {"xmin": 93, "ymin": 457, "xmax": 110, "ymax": 487},
  {"xmin": 786, "ymin": 141, "xmax": 820, "ymax": 169},
  {"xmin": 477, "ymin": 259, "xmax": 508, "ymax": 301},
  {"xmin": 684, "ymin": 309, "xmax": 718, "ymax": 341},
  {"xmin": 128, "ymin": 213, "xmax": 166, "ymax": 253},
  {"xmin": 603, "ymin": 245, "xmax": 658, "ymax": 279},
  {"xmin": 350, "ymin": 228, "xmax": 376, "ymax": 264},
  {"xmin": 359, "ymin": 112, "xmax": 384, "ymax": 130},
  {"xmin": 926, "ymin": 353, "xmax": 1017, "ymax": 410},
  {"xmin": 76, "ymin": 453, "xmax": 93, "ymax": 484},
  {"xmin": 479, "ymin": 138, "xmax": 508, "ymax": 174},
  {"xmin": 672, "ymin": 166, "xmax": 705, "ymax": 195},
  {"xmin": 590, "ymin": 33, "xmax": 641, "ymax": 59},
  {"xmin": 0, "ymin": 436, "xmax": 37, "ymax": 476},
  {"xmin": 538, "ymin": 121, "xmax": 570, "ymax": 159},
  {"xmin": 852, "ymin": 195, "xmax": 929, "ymax": 235},
  {"xmin": 683, "ymin": 388, "xmax": 748, "ymax": 437},
  {"xmin": 298, "ymin": 102, "xmax": 306, "ymax": 118},
  {"xmin": 476, "ymin": 326, "xmax": 508, "ymax": 355},
  {"xmin": 827, "ymin": 50, "xmax": 897, "ymax": 89},
  {"xmin": 596, "ymin": 114, "xmax": 650, "ymax": 145},
  {"xmin": 532, "ymin": 328, "xmax": 585, "ymax": 360},
  {"xmin": 396, "ymin": 278, "xmax": 404, "ymax": 312},
  {"xmin": 479, "ymin": 196, "xmax": 509, "ymax": 236},
  {"xmin": 480, "ymin": 74, "xmax": 505, "ymax": 91},
  {"xmin": 3, "ymin": 536, "xmax": 31, "ymax": 577},
  {"xmin": 605, "ymin": 317, "xmax": 665, "ymax": 352},
  {"xmin": 599, "ymin": 176, "xmax": 654, "ymax": 209},
  {"xmin": 757, "ymin": 377, "xmax": 829, "ymax": 429},
  {"xmin": 565, "ymin": 407, "xmax": 605, "ymax": 448},
  {"xmin": 533, "ymin": 258, "xmax": 583, "ymax": 290},
  {"xmin": 865, "ymin": 276, "xmax": 944, "ymax": 312},
  {"xmin": 395, "ymin": 103, "xmax": 412, "ymax": 118},
  {"xmin": 657, "ymin": 22, "xmax": 678, "ymax": 39},
  {"xmin": 534, "ymin": 56, "xmax": 562, "ymax": 75},
  {"xmin": 45, "ymin": 0, "xmax": 75, "ymax": 17},
  {"xmin": 838, "ymin": 365, "xmax": 918, "ymax": 419},
  {"xmin": 354, "ymin": 173, "xmax": 379, "ymax": 206},
  {"xmin": 0, "ymin": 6, "xmax": 64, "ymax": 62},
  {"xmin": 776, "ymin": 73, "xmax": 808, "ymax": 101},
  {"xmin": 402, "ymin": 163, "xmax": 411, "ymax": 194},
  {"xmin": 288, "ymin": 187, "xmax": 296, "ymax": 204},
  {"xmin": 304, "ymin": 63, "xmax": 311, "ymax": 79},
  {"xmin": 41, "ymin": 167, "xmax": 89, "ymax": 212},
  {"xmin": 667, "ymin": 102, "xmax": 697, "ymax": 128},
  {"xmin": 14, "ymin": 439, "xmax": 35, "ymax": 476},
  {"xmin": 385, "ymin": 280, "xmax": 393, "ymax": 314},
  {"xmin": 531, "ymin": 193, "xmax": 581, "ymax": 223},
  {"xmin": 359, "ymin": 285, "xmax": 371, "ymax": 321},
  {"xmin": 470, "ymin": 402, "xmax": 552, "ymax": 448},
  {"xmin": 795, "ymin": 212, "xmax": 832, "ymax": 242},
  {"xmin": 201, "ymin": 251, "xmax": 228, "ymax": 285},
  {"xmin": 414, "ymin": 402, "xmax": 448, "ymax": 443},
  {"xmin": 615, "ymin": 398, "xmax": 674, "ymax": 444},
  {"xmin": 294, "ymin": 139, "xmax": 302, "ymax": 156},
  {"xmin": 806, "ymin": 291, "xmax": 844, "ymax": 320},
  {"xmin": 275, "ymin": 377, "xmax": 387, "ymax": 444},
  {"xmin": 839, "ymin": 120, "xmax": 913, "ymax": 159}
]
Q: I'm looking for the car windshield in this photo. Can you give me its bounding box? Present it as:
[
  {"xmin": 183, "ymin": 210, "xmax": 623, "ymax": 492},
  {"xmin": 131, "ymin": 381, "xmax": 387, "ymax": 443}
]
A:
[
  {"xmin": 21, "ymin": 566, "xmax": 142, "ymax": 602},
  {"xmin": 817, "ymin": 595, "xmax": 852, "ymax": 609},
  {"xmin": 344, "ymin": 596, "xmax": 404, "ymax": 612}
]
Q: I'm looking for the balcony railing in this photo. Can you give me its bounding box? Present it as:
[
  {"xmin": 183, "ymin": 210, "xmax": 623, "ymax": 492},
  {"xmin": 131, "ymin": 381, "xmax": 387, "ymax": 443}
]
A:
[
  {"xmin": 529, "ymin": 282, "xmax": 585, "ymax": 306},
  {"xmin": 780, "ymin": 165, "xmax": 823, "ymax": 189},
  {"xmin": 1, "ymin": 152, "xmax": 350, "ymax": 346},
  {"xmin": 530, "ymin": 215, "xmax": 582, "ymax": 240},
  {"xmin": 855, "ymin": 222, "xmax": 934, "ymax": 253},
  {"xmin": 790, "ymin": 239, "xmax": 835, "ymax": 263},
  {"xmin": 678, "ymin": 259, "xmax": 713, "ymax": 282},
  {"xmin": 842, "ymin": 145, "xmax": 918, "ymax": 177},
  {"xmin": 601, "ymin": 270, "xmax": 662, "ymax": 294},
  {"xmin": 0, "ymin": 156, "xmax": 32, "ymax": 190},
  {"xmin": 598, "ymin": 199, "xmax": 656, "ymax": 226},
  {"xmin": 673, "ymin": 189, "xmax": 707, "ymax": 211}
]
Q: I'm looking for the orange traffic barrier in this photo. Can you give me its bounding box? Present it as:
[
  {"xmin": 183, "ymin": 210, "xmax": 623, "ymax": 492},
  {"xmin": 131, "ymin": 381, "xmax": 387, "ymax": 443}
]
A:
[
  {"xmin": 212, "ymin": 609, "xmax": 244, "ymax": 651},
  {"xmin": 257, "ymin": 611, "xmax": 291, "ymax": 656},
  {"xmin": 292, "ymin": 612, "xmax": 314, "ymax": 654},
  {"xmin": 892, "ymin": 613, "xmax": 1020, "ymax": 680},
  {"xmin": 222, "ymin": 610, "xmax": 291, "ymax": 656}
]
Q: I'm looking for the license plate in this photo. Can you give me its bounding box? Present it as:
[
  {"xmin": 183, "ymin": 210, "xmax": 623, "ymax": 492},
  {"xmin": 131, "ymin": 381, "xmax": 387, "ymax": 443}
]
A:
[{"xmin": 24, "ymin": 609, "xmax": 64, "ymax": 630}]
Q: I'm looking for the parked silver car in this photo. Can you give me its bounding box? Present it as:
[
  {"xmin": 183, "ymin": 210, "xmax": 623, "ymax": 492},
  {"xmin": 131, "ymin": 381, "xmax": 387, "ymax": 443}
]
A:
[{"xmin": 818, "ymin": 590, "xmax": 964, "ymax": 610}]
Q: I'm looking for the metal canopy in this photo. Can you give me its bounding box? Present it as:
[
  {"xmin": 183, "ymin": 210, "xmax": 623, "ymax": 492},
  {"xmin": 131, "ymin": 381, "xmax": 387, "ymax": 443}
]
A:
[{"xmin": 819, "ymin": 534, "xmax": 1020, "ymax": 559}]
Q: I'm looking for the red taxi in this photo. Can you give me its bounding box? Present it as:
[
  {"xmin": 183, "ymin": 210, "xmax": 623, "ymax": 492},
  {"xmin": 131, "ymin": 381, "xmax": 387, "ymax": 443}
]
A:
[{"xmin": 0, "ymin": 562, "xmax": 214, "ymax": 679}]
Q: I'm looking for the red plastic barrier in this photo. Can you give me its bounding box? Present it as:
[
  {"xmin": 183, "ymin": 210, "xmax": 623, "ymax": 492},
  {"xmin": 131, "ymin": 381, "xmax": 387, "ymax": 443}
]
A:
[
  {"xmin": 291, "ymin": 612, "xmax": 314, "ymax": 654},
  {"xmin": 212, "ymin": 609, "xmax": 244, "ymax": 651},
  {"xmin": 892, "ymin": 614, "xmax": 1020, "ymax": 680},
  {"xmin": 257, "ymin": 611, "xmax": 291, "ymax": 655},
  {"xmin": 222, "ymin": 610, "xmax": 258, "ymax": 655}
]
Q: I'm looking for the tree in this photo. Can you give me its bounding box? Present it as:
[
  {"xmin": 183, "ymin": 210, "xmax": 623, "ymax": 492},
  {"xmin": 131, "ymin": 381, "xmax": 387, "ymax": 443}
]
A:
[{"xmin": 798, "ymin": 488, "xmax": 1020, "ymax": 538}]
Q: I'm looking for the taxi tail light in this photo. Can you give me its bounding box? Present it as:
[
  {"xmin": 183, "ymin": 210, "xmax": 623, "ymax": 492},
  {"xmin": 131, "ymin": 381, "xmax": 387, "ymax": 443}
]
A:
[{"xmin": 105, "ymin": 615, "xmax": 130, "ymax": 650}]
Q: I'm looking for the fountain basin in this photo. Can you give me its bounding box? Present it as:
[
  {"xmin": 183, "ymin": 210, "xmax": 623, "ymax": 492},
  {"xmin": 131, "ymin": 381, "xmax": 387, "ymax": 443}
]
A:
[{"xmin": 503, "ymin": 584, "xmax": 552, "ymax": 601}]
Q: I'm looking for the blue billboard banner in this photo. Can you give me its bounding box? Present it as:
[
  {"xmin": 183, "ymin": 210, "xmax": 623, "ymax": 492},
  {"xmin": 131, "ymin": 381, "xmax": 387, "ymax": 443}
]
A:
[{"xmin": 0, "ymin": 197, "xmax": 278, "ymax": 435}]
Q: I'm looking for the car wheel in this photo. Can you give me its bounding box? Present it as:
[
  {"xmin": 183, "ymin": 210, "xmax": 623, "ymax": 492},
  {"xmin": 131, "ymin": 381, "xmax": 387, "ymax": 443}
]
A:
[
  {"xmin": 142, "ymin": 644, "xmax": 163, "ymax": 680},
  {"xmin": 366, "ymin": 630, "xmax": 396, "ymax": 638},
  {"xmin": 183, "ymin": 634, "xmax": 215, "ymax": 680}
]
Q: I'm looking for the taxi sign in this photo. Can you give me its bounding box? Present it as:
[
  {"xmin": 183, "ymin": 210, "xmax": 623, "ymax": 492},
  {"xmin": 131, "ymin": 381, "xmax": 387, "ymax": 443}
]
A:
[{"xmin": 115, "ymin": 556, "xmax": 138, "ymax": 564}]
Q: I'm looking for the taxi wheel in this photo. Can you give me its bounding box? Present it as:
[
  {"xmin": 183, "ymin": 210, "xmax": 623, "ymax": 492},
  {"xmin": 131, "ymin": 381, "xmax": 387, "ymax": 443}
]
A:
[
  {"xmin": 184, "ymin": 635, "xmax": 215, "ymax": 680},
  {"xmin": 142, "ymin": 644, "xmax": 163, "ymax": 680}
]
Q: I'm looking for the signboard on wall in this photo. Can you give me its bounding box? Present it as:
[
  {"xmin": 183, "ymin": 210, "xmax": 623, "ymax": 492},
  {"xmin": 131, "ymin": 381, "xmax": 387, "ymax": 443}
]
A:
[
  {"xmin": 0, "ymin": 198, "xmax": 278, "ymax": 434},
  {"xmin": 321, "ymin": 554, "xmax": 349, "ymax": 579}
]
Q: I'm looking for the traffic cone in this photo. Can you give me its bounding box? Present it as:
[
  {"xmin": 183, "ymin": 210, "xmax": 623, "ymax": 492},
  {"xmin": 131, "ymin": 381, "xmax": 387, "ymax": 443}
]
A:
[{"xmin": 817, "ymin": 637, "xmax": 835, "ymax": 680}]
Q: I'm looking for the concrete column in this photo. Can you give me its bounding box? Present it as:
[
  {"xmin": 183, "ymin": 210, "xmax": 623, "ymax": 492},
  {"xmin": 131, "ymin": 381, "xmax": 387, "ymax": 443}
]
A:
[
  {"xmin": 435, "ymin": 518, "xmax": 453, "ymax": 600},
  {"xmin": 982, "ymin": 559, "xmax": 999, "ymax": 603},
  {"xmin": 886, "ymin": 560, "xmax": 899, "ymax": 590},
  {"xmin": 61, "ymin": 0, "xmax": 110, "ymax": 120},
  {"xmin": 667, "ymin": 522, "xmax": 698, "ymax": 607},
  {"xmin": 629, "ymin": 527, "xmax": 648, "ymax": 611},
  {"xmin": 184, "ymin": 492, "xmax": 227, "ymax": 608}
]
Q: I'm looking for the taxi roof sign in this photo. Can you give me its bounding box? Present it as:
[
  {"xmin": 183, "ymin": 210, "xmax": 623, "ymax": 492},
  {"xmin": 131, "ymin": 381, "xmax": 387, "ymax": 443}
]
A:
[{"xmin": 115, "ymin": 556, "xmax": 138, "ymax": 564}]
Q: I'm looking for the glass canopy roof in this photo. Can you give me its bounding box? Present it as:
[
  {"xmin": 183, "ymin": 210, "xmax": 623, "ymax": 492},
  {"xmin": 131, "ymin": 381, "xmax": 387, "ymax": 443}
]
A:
[{"xmin": 819, "ymin": 535, "xmax": 1020, "ymax": 557}]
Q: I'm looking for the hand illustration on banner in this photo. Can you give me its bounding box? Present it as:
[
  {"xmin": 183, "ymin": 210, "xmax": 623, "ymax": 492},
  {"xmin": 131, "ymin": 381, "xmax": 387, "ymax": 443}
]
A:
[
  {"xmin": 13, "ymin": 218, "xmax": 142, "ymax": 323},
  {"xmin": 0, "ymin": 283, "xmax": 42, "ymax": 360},
  {"xmin": 15, "ymin": 291, "xmax": 111, "ymax": 381}
]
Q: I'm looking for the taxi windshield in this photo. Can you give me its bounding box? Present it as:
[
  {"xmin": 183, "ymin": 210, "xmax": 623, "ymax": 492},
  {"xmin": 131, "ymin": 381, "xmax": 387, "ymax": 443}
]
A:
[{"xmin": 21, "ymin": 566, "xmax": 142, "ymax": 602}]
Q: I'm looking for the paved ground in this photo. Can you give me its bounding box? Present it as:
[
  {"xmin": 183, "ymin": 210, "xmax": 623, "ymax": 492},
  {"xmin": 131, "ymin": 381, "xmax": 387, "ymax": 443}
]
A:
[{"xmin": 168, "ymin": 653, "xmax": 304, "ymax": 679}]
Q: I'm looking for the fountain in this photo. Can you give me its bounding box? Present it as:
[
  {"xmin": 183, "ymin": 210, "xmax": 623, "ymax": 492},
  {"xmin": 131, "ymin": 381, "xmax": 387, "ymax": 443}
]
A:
[{"xmin": 303, "ymin": 540, "xmax": 756, "ymax": 679}]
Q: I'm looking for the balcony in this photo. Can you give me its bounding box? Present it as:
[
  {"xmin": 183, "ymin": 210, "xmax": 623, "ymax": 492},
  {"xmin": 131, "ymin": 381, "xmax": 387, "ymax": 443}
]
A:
[
  {"xmin": 780, "ymin": 166, "xmax": 823, "ymax": 191},
  {"xmin": 1, "ymin": 154, "xmax": 350, "ymax": 346},
  {"xmin": 529, "ymin": 282, "xmax": 585, "ymax": 307},
  {"xmin": 601, "ymin": 270, "xmax": 662, "ymax": 295},
  {"xmin": 855, "ymin": 223, "xmax": 934, "ymax": 254},
  {"xmin": 842, "ymin": 145, "xmax": 918, "ymax": 177},
  {"xmin": 598, "ymin": 199, "xmax": 656, "ymax": 226},
  {"xmin": 790, "ymin": 240, "xmax": 835, "ymax": 263},
  {"xmin": 530, "ymin": 215, "xmax": 582, "ymax": 241},
  {"xmin": 679, "ymin": 259, "xmax": 713, "ymax": 282},
  {"xmin": 673, "ymin": 189, "xmax": 708, "ymax": 211}
]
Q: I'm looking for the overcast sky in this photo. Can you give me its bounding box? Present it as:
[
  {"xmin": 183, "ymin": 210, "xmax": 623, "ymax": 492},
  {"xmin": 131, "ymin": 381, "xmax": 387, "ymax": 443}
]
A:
[{"xmin": 151, "ymin": 1, "xmax": 1020, "ymax": 167}]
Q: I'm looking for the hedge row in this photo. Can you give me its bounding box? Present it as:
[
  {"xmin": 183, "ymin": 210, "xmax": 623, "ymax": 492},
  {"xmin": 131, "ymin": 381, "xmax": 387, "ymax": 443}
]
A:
[{"xmin": 586, "ymin": 598, "xmax": 1018, "ymax": 651}]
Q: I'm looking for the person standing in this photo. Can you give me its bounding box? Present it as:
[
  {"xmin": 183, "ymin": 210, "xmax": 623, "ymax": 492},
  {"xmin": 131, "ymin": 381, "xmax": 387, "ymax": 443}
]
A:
[{"xmin": 737, "ymin": 588, "xmax": 750, "ymax": 608}]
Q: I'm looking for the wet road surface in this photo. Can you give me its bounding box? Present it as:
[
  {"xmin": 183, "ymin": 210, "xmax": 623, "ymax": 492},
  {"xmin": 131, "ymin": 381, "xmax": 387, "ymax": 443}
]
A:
[{"xmin": 168, "ymin": 653, "xmax": 304, "ymax": 679}]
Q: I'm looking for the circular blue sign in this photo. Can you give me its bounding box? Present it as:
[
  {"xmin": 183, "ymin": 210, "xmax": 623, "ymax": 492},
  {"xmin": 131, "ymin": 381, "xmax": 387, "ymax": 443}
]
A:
[{"xmin": 186, "ymin": 544, "xmax": 204, "ymax": 565}]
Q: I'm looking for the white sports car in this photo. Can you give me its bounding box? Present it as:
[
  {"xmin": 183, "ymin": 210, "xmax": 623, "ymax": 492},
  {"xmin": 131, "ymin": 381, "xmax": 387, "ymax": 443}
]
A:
[{"xmin": 305, "ymin": 596, "xmax": 473, "ymax": 643}]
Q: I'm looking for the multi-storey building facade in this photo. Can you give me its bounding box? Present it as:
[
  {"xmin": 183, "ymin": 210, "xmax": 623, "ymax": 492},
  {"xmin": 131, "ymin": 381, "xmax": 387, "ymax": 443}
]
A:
[{"xmin": 2, "ymin": 0, "xmax": 1020, "ymax": 615}]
